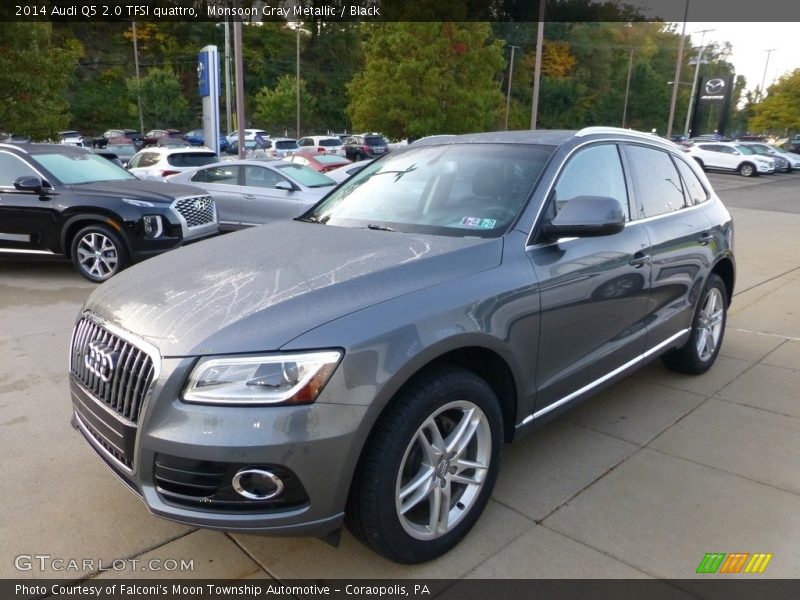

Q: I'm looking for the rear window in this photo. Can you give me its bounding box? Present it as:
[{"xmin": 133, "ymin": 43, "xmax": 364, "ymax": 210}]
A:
[
  {"xmin": 167, "ymin": 152, "xmax": 218, "ymax": 167},
  {"xmin": 315, "ymin": 154, "xmax": 347, "ymax": 164},
  {"xmin": 318, "ymin": 138, "xmax": 340, "ymax": 147},
  {"xmin": 365, "ymin": 136, "xmax": 386, "ymax": 146},
  {"xmin": 276, "ymin": 141, "xmax": 299, "ymax": 150}
]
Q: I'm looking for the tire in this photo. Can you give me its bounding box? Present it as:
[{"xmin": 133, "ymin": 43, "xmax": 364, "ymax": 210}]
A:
[
  {"xmin": 738, "ymin": 162, "xmax": 756, "ymax": 177},
  {"xmin": 70, "ymin": 224, "xmax": 130, "ymax": 283},
  {"xmin": 346, "ymin": 366, "xmax": 503, "ymax": 563},
  {"xmin": 662, "ymin": 273, "xmax": 727, "ymax": 375}
]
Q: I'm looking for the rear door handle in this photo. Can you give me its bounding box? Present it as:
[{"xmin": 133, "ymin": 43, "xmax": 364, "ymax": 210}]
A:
[
  {"xmin": 698, "ymin": 231, "xmax": 714, "ymax": 245},
  {"xmin": 243, "ymin": 194, "xmax": 257, "ymax": 200},
  {"xmin": 629, "ymin": 252, "xmax": 650, "ymax": 268}
]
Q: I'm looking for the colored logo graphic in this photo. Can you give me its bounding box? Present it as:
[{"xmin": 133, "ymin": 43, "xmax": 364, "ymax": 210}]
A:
[{"xmin": 696, "ymin": 552, "xmax": 773, "ymax": 574}]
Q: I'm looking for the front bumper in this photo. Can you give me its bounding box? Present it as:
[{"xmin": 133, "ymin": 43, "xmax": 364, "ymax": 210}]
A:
[{"xmin": 69, "ymin": 352, "xmax": 371, "ymax": 536}]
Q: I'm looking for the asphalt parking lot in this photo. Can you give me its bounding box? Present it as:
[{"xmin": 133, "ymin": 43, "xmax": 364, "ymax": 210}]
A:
[{"xmin": 1, "ymin": 170, "xmax": 799, "ymax": 583}]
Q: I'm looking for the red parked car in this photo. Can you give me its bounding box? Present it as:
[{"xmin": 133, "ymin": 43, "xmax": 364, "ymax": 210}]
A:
[{"xmin": 287, "ymin": 151, "xmax": 352, "ymax": 173}]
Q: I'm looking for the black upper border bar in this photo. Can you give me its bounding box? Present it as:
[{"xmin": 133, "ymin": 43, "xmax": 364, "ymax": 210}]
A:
[{"xmin": 2, "ymin": 0, "xmax": 800, "ymax": 23}]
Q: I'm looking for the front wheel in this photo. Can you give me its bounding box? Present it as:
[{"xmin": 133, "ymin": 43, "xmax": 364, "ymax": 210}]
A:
[
  {"xmin": 739, "ymin": 162, "xmax": 756, "ymax": 177},
  {"xmin": 70, "ymin": 224, "xmax": 130, "ymax": 283},
  {"xmin": 346, "ymin": 366, "xmax": 503, "ymax": 563},
  {"xmin": 662, "ymin": 273, "xmax": 727, "ymax": 374}
]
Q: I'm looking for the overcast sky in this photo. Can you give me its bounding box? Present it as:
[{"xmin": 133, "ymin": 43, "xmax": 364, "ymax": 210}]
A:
[{"xmin": 684, "ymin": 23, "xmax": 799, "ymax": 94}]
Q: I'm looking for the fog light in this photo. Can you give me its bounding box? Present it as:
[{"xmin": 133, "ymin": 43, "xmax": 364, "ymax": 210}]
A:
[
  {"xmin": 143, "ymin": 214, "xmax": 164, "ymax": 239},
  {"xmin": 232, "ymin": 468, "xmax": 284, "ymax": 500}
]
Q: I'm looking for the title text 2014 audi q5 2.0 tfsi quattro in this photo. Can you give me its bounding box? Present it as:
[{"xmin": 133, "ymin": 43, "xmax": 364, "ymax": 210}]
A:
[{"xmin": 69, "ymin": 128, "xmax": 734, "ymax": 563}]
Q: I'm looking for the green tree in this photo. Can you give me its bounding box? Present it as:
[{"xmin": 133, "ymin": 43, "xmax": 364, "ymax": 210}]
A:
[
  {"xmin": 0, "ymin": 23, "xmax": 82, "ymax": 139},
  {"xmin": 253, "ymin": 75, "xmax": 317, "ymax": 136},
  {"xmin": 347, "ymin": 22, "xmax": 505, "ymax": 138},
  {"xmin": 749, "ymin": 69, "xmax": 800, "ymax": 135},
  {"xmin": 127, "ymin": 68, "xmax": 192, "ymax": 130}
]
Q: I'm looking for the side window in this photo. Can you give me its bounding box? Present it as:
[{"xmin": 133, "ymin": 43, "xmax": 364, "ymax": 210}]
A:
[
  {"xmin": 719, "ymin": 146, "xmax": 737, "ymax": 155},
  {"xmin": 552, "ymin": 144, "xmax": 630, "ymax": 221},
  {"xmin": 127, "ymin": 153, "xmax": 143, "ymax": 169},
  {"xmin": 243, "ymin": 166, "xmax": 285, "ymax": 189},
  {"xmin": 674, "ymin": 159, "xmax": 709, "ymax": 205},
  {"xmin": 626, "ymin": 145, "xmax": 687, "ymax": 217},
  {"xmin": 136, "ymin": 153, "xmax": 160, "ymax": 168},
  {"xmin": 0, "ymin": 153, "xmax": 38, "ymax": 187},
  {"xmin": 192, "ymin": 165, "xmax": 239, "ymax": 184}
]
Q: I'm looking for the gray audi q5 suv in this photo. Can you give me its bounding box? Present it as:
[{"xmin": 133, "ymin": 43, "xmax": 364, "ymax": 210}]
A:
[{"xmin": 69, "ymin": 127, "xmax": 734, "ymax": 563}]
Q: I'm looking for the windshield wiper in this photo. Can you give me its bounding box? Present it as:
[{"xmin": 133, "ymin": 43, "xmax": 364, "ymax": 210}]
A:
[{"xmin": 367, "ymin": 223, "xmax": 395, "ymax": 232}]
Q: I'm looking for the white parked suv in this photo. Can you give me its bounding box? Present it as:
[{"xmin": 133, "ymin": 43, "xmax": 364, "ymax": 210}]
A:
[
  {"xmin": 127, "ymin": 146, "xmax": 219, "ymax": 181},
  {"xmin": 225, "ymin": 129, "xmax": 269, "ymax": 146},
  {"xmin": 297, "ymin": 135, "xmax": 344, "ymax": 155},
  {"xmin": 687, "ymin": 141, "xmax": 775, "ymax": 177}
]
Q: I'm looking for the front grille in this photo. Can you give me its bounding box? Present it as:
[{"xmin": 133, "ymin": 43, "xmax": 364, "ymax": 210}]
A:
[
  {"xmin": 70, "ymin": 316, "xmax": 156, "ymax": 424},
  {"xmin": 173, "ymin": 196, "xmax": 216, "ymax": 228}
]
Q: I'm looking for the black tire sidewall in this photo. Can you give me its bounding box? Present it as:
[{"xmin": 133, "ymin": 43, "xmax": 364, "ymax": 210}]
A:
[
  {"xmin": 70, "ymin": 224, "xmax": 128, "ymax": 283},
  {"xmin": 686, "ymin": 274, "xmax": 728, "ymax": 371},
  {"xmin": 355, "ymin": 368, "xmax": 503, "ymax": 563}
]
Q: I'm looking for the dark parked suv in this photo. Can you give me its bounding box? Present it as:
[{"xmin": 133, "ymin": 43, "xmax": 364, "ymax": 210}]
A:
[
  {"xmin": 0, "ymin": 143, "xmax": 218, "ymax": 282},
  {"xmin": 342, "ymin": 133, "xmax": 388, "ymax": 161},
  {"xmin": 69, "ymin": 127, "xmax": 734, "ymax": 563}
]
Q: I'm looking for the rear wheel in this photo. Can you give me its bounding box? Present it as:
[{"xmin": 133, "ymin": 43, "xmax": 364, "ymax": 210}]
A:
[
  {"xmin": 70, "ymin": 224, "xmax": 129, "ymax": 283},
  {"xmin": 662, "ymin": 273, "xmax": 727, "ymax": 374},
  {"xmin": 346, "ymin": 366, "xmax": 503, "ymax": 563}
]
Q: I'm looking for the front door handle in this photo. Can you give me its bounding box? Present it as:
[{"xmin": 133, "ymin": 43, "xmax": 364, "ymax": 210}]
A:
[
  {"xmin": 629, "ymin": 252, "xmax": 650, "ymax": 268},
  {"xmin": 698, "ymin": 231, "xmax": 714, "ymax": 245},
  {"xmin": 243, "ymin": 194, "xmax": 257, "ymax": 200}
]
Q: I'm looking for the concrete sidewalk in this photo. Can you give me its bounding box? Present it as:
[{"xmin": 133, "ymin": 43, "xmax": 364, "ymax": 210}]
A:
[{"xmin": 1, "ymin": 200, "xmax": 798, "ymax": 581}]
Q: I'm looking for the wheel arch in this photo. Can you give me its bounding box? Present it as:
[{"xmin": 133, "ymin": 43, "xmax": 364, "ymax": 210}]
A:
[
  {"xmin": 61, "ymin": 214, "xmax": 130, "ymax": 258},
  {"xmin": 711, "ymin": 255, "xmax": 735, "ymax": 306}
]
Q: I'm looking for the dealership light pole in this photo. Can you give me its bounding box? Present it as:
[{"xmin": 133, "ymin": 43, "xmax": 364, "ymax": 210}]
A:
[
  {"xmin": 224, "ymin": 18, "xmax": 233, "ymax": 135},
  {"xmin": 759, "ymin": 48, "xmax": 776, "ymax": 101},
  {"xmin": 296, "ymin": 24, "xmax": 301, "ymax": 138},
  {"xmin": 666, "ymin": 0, "xmax": 690, "ymax": 138},
  {"xmin": 684, "ymin": 28, "xmax": 714, "ymax": 137},
  {"xmin": 504, "ymin": 45, "xmax": 520, "ymax": 130},
  {"xmin": 622, "ymin": 47, "xmax": 634, "ymax": 128},
  {"xmin": 132, "ymin": 21, "xmax": 145, "ymax": 135},
  {"xmin": 530, "ymin": 0, "xmax": 545, "ymax": 130},
  {"xmin": 233, "ymin": 10, "xmax": 246, "ymax": 158}
]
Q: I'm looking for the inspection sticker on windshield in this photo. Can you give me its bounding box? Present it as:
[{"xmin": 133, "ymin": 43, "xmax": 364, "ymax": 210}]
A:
[{"xmin": 460, "ymin": 217, "xmax": 497, "ymax": 229}]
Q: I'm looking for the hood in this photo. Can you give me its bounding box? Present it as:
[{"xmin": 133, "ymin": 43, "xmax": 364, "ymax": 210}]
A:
[
  {"xmin": 70, "ymin": 179, "xmax": 207, "ymax": 204},
  {"xmin": 85, "ymin": 221, "xmax": 503, "ymax": 356}
]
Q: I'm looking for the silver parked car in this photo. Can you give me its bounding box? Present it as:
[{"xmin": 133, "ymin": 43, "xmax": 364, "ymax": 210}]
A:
[
  {"xmin": 167, "ymin": 159, "xmax": 336, "ymax": 230},
  {"xmin": 69, "ymin": 128, "xmax": 734, "ymax": 563}
]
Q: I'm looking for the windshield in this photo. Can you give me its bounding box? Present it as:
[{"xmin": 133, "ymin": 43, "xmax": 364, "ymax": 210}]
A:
[
  {"xmin": 301, "ymin": 143, "xmax": 554, "ymax": 237},
  {"xmin": 35, "ymin": 152, "xmax": 136, "ymax": 184},
  {"xmin": 275, "ymin": 163, "xmax": 336, "ymax": 188}
]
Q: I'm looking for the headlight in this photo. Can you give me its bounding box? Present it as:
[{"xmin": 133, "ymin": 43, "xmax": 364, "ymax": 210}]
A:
[
  {"xmin": 143, "ymin": 214, "xmax": 164, "ymax": 239},
  {"xmin": 182, "ymin": 350, "xmax": 342, "ymax": 405}
]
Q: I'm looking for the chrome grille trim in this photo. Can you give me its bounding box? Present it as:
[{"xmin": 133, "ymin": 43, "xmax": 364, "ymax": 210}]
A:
[
  {"xmin": 73, "ymin": 409, "xmax": 133, "ymax": 474},
  {"xmin": 69, "ymin": 313, "xmax": 161, "ymax": 425},
  {"xmin": 172, "ymin": 195, "xmax": 216, "ymax": 228}
]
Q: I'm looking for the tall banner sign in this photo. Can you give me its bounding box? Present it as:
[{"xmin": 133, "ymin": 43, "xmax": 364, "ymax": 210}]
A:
[
  {"xmin": 198, "ymin": 45, "xmax": 220, "ymax": 156},
  {"xmin": 690, "ymin": 75, "xmax": 734, "ymax": 137}
]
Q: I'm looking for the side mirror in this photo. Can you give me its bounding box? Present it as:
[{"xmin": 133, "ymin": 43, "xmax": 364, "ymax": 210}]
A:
[
  {"xmin": 275, "ymin": 181, "xmax": 295, "ymax": 192},
  {"xmin": 14, "ymin": 176, "xmax": 47, "ymax": 195},
  {"xmin": 542, "ymin": 196, "xmax": 625, "ymax": 239}
]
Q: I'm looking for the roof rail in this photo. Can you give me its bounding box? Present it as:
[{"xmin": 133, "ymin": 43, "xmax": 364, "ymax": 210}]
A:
[
  {"xmin": 0, "ymin": 142, "xmax": 28, "ymax": 152},
  {"xmin": 576, "ymin": 126, "xmax": 663, "ymax": 139}
]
